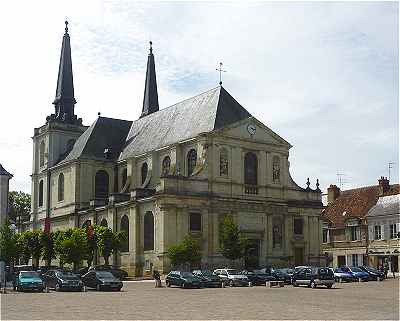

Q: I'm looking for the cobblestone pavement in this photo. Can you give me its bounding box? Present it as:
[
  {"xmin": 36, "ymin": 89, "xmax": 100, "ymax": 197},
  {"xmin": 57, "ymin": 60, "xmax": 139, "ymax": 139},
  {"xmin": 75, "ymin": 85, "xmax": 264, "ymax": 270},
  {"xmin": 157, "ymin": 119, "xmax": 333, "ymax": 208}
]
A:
[{"xmin": 1, "ymin": 278, "xmax": 398, "ymax": 320}]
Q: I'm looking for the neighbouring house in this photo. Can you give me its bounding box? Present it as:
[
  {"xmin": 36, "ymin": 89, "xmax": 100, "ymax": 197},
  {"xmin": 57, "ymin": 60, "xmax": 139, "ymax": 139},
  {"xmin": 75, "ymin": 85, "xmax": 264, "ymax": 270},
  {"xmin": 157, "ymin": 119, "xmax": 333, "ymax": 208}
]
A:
[
  {"xmin": 0, "ymin": 163, "xmax": 13, "ymax": 226},
  {"xmin": 321, "ymin": 177, "xmax": 399, "ymax": 268},
  {"xmin": 366, "ymin": 193, "xmax": 400, "ymax": 272}
]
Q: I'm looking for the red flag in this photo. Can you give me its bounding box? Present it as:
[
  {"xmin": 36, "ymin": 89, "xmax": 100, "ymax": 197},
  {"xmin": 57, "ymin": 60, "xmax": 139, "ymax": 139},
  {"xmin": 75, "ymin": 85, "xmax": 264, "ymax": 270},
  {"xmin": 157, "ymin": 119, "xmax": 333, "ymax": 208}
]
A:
[
  {"xmin": 44, "ymin": 218, "xmax": 50, "ymax": 234},
  {"xmin": 87, "ymin": 224, "xmax": 94, "ymax": 239}
]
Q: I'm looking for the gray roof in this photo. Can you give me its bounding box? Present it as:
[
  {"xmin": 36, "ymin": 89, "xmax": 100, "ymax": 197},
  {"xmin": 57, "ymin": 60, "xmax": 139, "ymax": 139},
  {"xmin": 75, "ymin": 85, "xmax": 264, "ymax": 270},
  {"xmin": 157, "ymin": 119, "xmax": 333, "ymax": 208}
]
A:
[
  {"xmin": 367, "ymin": 195, "xmax": 400, "ymax": 217},
  {"xmin": 62, "ymin": 117, "xmax": 132, "ymax": 163},
  {"xmin": 0, "ymin": 164, "xmax": 13, "ymax": 177},
  {"xmin": 119, "ymin": 86, "xmax": 251, "ymax": 160}
]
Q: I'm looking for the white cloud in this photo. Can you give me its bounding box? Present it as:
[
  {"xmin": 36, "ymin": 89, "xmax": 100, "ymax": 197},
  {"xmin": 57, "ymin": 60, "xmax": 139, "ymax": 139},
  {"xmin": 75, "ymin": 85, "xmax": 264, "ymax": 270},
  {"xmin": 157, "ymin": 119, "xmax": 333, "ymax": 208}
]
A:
[{"xmin": 0, "ymin": 1, "xmax": 398, "ymax": 193}]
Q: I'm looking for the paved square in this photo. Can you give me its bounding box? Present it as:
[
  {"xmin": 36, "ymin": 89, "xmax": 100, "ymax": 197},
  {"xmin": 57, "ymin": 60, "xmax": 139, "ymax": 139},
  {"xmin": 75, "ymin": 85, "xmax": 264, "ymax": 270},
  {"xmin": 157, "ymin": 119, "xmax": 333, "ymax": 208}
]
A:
[{"xmin": 1, "ymin": 279, "xmax": 399, "ymax": 320}]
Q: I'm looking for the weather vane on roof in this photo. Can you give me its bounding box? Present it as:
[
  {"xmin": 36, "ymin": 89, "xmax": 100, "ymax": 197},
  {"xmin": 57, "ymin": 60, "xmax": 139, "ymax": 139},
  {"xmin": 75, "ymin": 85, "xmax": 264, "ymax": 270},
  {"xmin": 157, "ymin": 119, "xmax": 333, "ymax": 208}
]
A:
[{"xmin": 216, "ymin": 62, "xmax": 226, "ymax": 86}]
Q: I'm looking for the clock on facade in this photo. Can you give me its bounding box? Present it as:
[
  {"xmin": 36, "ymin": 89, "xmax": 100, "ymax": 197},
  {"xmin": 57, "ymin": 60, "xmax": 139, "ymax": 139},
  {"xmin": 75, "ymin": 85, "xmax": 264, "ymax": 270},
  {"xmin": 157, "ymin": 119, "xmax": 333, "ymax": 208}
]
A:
[{"xmin": 247, "ymin": 124, "xmax": 256, "ymax": 136}]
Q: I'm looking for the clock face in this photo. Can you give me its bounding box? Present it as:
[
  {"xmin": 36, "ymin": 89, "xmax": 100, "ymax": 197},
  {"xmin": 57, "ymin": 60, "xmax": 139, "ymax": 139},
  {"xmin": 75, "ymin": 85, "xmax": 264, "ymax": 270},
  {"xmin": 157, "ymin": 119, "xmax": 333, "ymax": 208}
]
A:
[{"xmin": 247, "ymin": 124, "xmax": 256, "ymax": 135}]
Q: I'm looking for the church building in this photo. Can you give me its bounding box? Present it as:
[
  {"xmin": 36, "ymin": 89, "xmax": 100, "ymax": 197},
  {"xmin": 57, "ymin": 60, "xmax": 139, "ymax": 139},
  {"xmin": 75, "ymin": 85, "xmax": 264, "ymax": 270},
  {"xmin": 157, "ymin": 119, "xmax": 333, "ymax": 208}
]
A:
[{"xmin": 29, "ymin": 22, "xmax": 324, "ymax": 275}]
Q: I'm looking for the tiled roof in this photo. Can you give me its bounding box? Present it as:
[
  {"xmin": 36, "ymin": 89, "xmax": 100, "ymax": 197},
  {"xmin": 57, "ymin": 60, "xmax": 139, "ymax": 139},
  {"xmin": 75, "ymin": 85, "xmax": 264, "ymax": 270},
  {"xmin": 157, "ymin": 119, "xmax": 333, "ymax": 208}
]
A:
[
  {"xmin": 119, "ymin": 86, "xmax": 252, "ymax": 160},
  {"xmin": 321, "ymin": 184, "xmax": 399, "ymax": 228},
  {"xmin": 61, "ymin": 117, "xmax": 132, "ymax": 163}
]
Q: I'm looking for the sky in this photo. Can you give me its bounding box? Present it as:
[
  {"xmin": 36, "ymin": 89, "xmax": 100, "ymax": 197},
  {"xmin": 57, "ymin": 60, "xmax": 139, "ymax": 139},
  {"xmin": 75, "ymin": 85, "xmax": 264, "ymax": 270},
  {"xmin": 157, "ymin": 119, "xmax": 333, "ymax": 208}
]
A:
[{"xmin": 0, "ymin": 1, "xmax": 398, "ymax": 194}]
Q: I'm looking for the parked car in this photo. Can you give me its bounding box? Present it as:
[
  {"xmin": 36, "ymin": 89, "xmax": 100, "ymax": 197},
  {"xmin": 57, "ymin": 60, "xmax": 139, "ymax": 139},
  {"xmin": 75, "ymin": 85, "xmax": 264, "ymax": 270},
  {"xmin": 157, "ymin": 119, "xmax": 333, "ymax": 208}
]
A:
[
  {"xmin": 165, "ymin": 271, "xmax": 202, "ymax": 288},
  {"xmin": 241, "ymin": 270, "xmax": 275, "ymax": 285},
  {"xmin": 359, "ymin": 266, "xmax": 385, "ymax": 281},
  {"xmin": 292, "ymin": 267, "xmax": 335, "ymax": 288},
  {"xmin": 333, "ymin": 267, "xmax": 356, "ymax": 282},
  {"xmin": 37, "ymin": 266, "xmax": 64, "ymax": 276},
  {"xmin": 81, "ymin": 271, "xmax": 123, "ymax": 291},
  {"xmin": 341, "ymin": 266, "xmax": 369, "ymax": 282},
  {"xmin": 41, "ymin": 270, "xmax": 83, "ymax": 291},
  {"xmin": 15, "ymin": 271, "xmax": 45, "ymax": 292},
  {"xmin": 213, "ymin": 269, "xmax": 249, "ymax": 287},
  {"xmin": 77, "ymin": 265, "xmax": 128, "ymax": 280},
  {"xmin": 192, "ymin": 270, "xmax": 223, "ymax": 287},
  {"xmin": 272, "ymin": 268, "xmax": 294, "ymax": 284}
]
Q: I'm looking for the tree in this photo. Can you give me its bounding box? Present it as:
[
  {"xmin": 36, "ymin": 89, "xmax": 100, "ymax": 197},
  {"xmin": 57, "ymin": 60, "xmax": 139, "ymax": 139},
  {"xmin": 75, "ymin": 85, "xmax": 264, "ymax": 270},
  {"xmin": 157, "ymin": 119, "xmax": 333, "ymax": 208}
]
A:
[
  {"xmin": 8, "ymin": 191, "xmax": 31, "ymax": 227},
  {"xmin": 95, "ymin": 226, "xmax": 114, "ymax": 266},
  {"xmin": 41, "ymin": 232, "xmax": 56, "ymax": 267},
  {"xmin": 19, "ymin": 231, "xmax": 33, "ymax": 264},
  {"xmin": 54, "ymin": 230, "xmax": 66, "ymax": 267},
  {"xmin": 0, "ymin": 222, "xmax": 17, "ymax": 265},
  {"xmin": 84, "ymin": 225, "xmax": 97, "ymax": 267},
  {"xmin": 219, "ymin": 216, "xmax": 246, "ymax": 265},
  {"xmin": 167, "ymin": 234, "xmax": 202, "ymax": 269},
  {"xmin": 58, "ymin": 228, "xmax": 88, "ymax": 270},
  {"xmin": 26, "ymin": 231, "xmax": 43, "ymax": 267}
]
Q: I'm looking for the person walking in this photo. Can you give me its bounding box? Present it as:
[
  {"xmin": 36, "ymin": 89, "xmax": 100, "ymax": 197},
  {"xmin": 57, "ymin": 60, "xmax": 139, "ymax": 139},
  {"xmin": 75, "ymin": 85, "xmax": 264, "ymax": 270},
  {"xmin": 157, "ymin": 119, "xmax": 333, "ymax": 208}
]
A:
[
  {"xmin": 384, "ymin": 261, "xmax": 389, "ymax": 279},
  {"xmin": 391, "ymin": 262, "xmax": 396, "ymax": 279}
]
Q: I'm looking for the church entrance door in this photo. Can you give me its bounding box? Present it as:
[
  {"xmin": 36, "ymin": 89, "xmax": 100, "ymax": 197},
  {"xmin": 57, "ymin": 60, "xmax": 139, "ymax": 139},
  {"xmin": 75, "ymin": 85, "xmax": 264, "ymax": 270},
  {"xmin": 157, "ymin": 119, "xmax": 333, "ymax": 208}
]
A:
[
  {"xmin": 294, "ymin": 247, "xmax": 304, "ymax": 266},
  {"xmin": 245, "ymin": 239, "xmax": 260, "ymax": 269}
]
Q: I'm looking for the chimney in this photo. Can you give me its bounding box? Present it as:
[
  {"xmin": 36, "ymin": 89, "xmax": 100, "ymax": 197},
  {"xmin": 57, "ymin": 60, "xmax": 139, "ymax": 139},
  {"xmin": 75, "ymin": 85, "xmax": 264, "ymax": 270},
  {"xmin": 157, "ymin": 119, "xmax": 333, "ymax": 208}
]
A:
[
  {"xmin": 327, "ymin": 184, "xmax": 340, "ymax": 204},
  {"xmin": 378, "ymin": 176, "xmax": 390, "ymax": 195}
]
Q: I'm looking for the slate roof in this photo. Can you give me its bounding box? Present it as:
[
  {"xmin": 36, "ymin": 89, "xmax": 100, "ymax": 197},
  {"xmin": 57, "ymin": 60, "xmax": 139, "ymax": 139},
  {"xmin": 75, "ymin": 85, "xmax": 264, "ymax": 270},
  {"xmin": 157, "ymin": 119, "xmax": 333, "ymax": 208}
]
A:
[
  {"xmin": 61, "ymin": 117, "xmax": 132, "ymax": 163},
  {"xmin": 119, "ymin": 86, "xmax": 251, "ymax": 160},
  {"xmin": 367, "ymin": 194, "xmax": 400, "ymax": 217},
  {"xmin": 0, "ymin": 164, "xmax": 13, "ymax": 177},
  {"xmin": 321, "ymin": 184, "xmax": 399, "ymax": 228}
]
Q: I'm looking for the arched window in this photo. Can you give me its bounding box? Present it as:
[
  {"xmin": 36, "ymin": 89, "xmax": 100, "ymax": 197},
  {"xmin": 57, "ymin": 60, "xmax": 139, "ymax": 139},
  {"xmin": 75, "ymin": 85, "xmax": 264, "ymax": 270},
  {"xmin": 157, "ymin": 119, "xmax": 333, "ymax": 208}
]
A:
[
  {"xmin": 39, "ymin": 141, "xmax": 45, "ymax": 167},
  {"xmin": 121, "ymin": 168, "xmax": 127, "ymax": 188},
  {"xmin": 162, "ymin": 156, "xmax": 171, "ymax": 176},
  {"xmin": 187, "ymin": 149, "xmax": 197, "ymax": 176},
  {"xmin": 219, "ymin": 147, "xmax": 229, "ymax": 176},
  {"xmin": 100, "ymin": 218, "xmax": 108, "ymax": 227},
  {"xmin": 58, "ymin": 173, "xmax": 64, "ymax": 201},
  {"xmin": 120, "ymin": 215, "xmax": 129, "ymax": 252},
  {"xmin": 144, "ymin": 212, "xmax": 154, "ymax": 251},
  {"xmin": 141, "ymin": 162, "xmax": 148, "ymax": 185},
  {"xmin": 95, "ymin": 170, "xmax": 109, "ymax": 199},
  {"xmin": 244, "ymin": 152, "xmax": 258, "ymax": 185},
  {"xmin": 38, "ymin": 180, "xmax": 44, "ymax": 207},
  {"xmin": 273, "ymin": 156, "xmax": 280, "ymax": 182}
]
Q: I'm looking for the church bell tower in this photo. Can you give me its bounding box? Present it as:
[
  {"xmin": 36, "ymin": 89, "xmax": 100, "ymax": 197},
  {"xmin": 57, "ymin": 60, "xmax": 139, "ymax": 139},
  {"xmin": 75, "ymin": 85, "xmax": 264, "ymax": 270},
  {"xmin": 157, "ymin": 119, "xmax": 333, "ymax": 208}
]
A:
[{"xmin": 30, "ymin": 21, "xmax": 87, "ymax": 228}]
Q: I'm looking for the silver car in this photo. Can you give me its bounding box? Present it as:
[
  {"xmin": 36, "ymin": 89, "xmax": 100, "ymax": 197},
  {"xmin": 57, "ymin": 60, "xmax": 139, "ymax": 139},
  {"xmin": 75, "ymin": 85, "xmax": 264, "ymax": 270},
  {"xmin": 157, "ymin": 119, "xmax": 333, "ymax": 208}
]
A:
[{"xmin": 213, "ymin": 268, "xmax": 249, "ymax": 287}]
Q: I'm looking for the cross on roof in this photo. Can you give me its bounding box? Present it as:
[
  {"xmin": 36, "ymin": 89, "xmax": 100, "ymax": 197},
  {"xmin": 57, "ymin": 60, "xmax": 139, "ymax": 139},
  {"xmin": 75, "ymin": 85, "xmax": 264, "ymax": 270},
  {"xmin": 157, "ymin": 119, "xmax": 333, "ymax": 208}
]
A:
[{"xmin": 216, "ymin": 62, "xmax": 226, "ymax": 86}]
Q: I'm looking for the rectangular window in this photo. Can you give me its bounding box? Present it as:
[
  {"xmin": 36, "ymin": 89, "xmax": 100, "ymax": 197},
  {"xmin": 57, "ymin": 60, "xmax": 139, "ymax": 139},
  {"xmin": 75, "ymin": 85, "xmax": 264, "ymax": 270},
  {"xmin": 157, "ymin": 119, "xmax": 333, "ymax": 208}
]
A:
[
  {"xmin": 390, "ymin": 224, "xmax": 398, "ymax": 239},
  {"xmin": 294, "ymin": 218, "xmax": 303, "ymax": 235},
  {"xmin": 374, "ymin": 225, "xmax": 381, "ymax": 240},
  {"xmin": 322, "ymin": 229, "xmax": 328, "ymax": 243},
  {"xmin": 190, "ymin": 213, "xmax": 202, "ymax": 232},
  {"xmin": 350, "ymin": 226, "xmax": 358, "ymax": 241},
  {"xmin": 352, "ymin": 254, "xmax": 358, "ymax": 266}
]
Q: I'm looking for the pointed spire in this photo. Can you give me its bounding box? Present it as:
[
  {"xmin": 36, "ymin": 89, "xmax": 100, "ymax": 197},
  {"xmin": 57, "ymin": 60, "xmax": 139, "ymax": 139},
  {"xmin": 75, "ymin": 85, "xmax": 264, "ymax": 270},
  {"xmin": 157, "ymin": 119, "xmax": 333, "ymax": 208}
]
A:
[
  {"xmin": 140, "ymin": 41, "xmax": 159, "ymax": 118},
  {"xmin": 49, "ymin": 20, "xmax": 81, "ymax": 125}
]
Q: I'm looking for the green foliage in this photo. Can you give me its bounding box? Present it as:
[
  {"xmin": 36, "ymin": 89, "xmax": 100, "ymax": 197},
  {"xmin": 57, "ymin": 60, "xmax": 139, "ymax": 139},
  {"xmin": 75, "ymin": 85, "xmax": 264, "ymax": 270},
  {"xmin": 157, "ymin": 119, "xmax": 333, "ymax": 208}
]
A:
[
  {"xmin": 95, "ymin": 226, "xmax": 114, "ymax": 265},
  {"xmin": 167, "ymin": 234, "xmax": 201, "ymax": 268},
  {"xmin": 8, "ymin": 191, "xmax": 31, "ymax": 223},
  {"xmin": 58, "ymin": 228, "xmax": 88, "ymax": 270},
  {"xmin": 219, "ymin": 216, "xmax": 246, "ymax": 262},
  {"xmin": 0, "ymin": 223, "xmax": 17, "ymax": 264},
  {"xmin": 40, "ymin": 232, "xmax": 56, "ymax": 266},
  {"xmin": 53, "ymin": 230, "xmax": 66, "ymax": 266},
  {"xmin": 28, "ymin": 231, "xmax": 43, "ymax": 267}
]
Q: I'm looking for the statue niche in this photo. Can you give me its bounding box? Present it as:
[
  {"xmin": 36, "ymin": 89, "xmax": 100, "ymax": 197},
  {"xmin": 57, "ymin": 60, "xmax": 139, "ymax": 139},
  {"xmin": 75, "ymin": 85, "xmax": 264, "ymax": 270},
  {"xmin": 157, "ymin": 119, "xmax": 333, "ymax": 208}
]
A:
[
  {"xmin": 272, "ymin": 217, "xmax": 283, "ymax": 249},
  {"xmin": 272, "ymin": 156, "xmax": 280, "ymax": 183}
]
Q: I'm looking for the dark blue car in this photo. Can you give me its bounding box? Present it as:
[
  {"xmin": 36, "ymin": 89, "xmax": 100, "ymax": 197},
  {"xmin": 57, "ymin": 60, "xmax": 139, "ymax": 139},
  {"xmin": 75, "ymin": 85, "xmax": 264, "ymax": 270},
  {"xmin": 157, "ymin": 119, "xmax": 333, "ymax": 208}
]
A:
[{"xmin": 341, "ymin": 266, "xmax": 369, "ymax": 281}]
